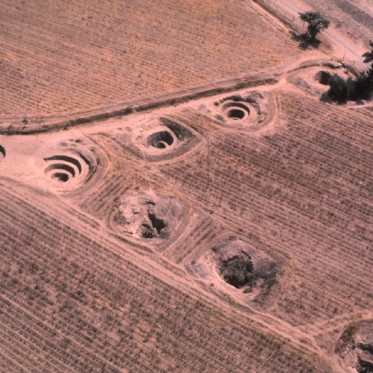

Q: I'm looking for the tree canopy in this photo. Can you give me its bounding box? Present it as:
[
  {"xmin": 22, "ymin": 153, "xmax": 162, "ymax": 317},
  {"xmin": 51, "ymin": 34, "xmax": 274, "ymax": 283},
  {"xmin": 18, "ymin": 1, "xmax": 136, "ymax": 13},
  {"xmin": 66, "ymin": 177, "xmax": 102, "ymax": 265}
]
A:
[
  {"xmin": 326, "ymin": 41, "xmax": 373, "ymax": 103},
  {"xmin": 362, "ymin": 40, "xmax": 373, "ymax": 64},
  {"xmin": 299, "ymin": 11, "xmax": 330, "ymax": 42}
]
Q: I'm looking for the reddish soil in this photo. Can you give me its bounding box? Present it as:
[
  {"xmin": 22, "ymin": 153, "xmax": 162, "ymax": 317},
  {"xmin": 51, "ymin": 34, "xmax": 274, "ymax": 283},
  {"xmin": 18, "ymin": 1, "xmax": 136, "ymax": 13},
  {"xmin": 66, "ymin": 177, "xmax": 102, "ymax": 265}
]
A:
[{"xmin": 0, "ymin": 1, "xmax": 372, "ymax": 372}]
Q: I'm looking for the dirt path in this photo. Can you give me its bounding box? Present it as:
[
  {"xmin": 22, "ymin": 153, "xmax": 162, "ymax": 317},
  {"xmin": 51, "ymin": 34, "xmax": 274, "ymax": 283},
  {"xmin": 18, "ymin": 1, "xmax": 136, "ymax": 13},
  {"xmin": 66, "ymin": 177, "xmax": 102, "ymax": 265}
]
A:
[{"xmin": 253, "ymin": 0, "xmax": 368, "ymax": 69}]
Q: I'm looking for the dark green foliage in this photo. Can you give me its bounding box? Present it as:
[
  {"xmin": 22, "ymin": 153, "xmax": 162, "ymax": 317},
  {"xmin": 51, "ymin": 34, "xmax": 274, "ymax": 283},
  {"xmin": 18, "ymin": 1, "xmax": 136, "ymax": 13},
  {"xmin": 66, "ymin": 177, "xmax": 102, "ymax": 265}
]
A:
[
  {"xmin": 362, "ymin": 40, "xmax": 373, "ymax": 64},
  {"xmin": 352, "ymin": 72, "xmax": 373, "ymax": 100},
  {"xmin": 327, "ymin": 74, "xmax": 352, "ymax": 103},
  {"xmin": 220, "ymin": 255, "xmax": 255, "ymax": 288},
  {"xmin": 327, "ymin": 74, "xmax": 373, "ymax": 103},
  {"xmin": 357, "ymin": 356, "xmax": 373, "ymax": 373},
  {"xmin": 299, "ymin": 11, "xmax": 330, "ymax": 42},
  {"xmin": 358, "ymin": 40, "xmax": 373, "ymax": 99},
  {"xmin": 326, "ymin": 41, "xmax": 373, "ymax": 103}
]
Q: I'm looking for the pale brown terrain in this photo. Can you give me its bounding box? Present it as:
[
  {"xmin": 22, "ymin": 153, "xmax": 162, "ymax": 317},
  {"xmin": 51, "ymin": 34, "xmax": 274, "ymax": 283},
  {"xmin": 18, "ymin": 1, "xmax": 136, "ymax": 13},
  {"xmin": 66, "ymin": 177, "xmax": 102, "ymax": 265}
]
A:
[
  {"xmin": 0, "ymin": 1, "xmax": 373, "ymax": 373},
  {"xmin": 0, "ymin": 0, "xmax": 298, "ymax": 125}
]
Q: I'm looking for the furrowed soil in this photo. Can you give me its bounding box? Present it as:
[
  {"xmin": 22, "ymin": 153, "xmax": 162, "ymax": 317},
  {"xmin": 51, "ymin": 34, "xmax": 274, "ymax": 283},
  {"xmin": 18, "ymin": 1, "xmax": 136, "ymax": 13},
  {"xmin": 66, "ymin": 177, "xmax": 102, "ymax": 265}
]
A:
[
  {"xmin": 0, "ymin": 0, "xmax": 298, "ymax": 122},
  {"xmin": 0, "ymin": 1, "xmax": 372, "ymax": 372}
]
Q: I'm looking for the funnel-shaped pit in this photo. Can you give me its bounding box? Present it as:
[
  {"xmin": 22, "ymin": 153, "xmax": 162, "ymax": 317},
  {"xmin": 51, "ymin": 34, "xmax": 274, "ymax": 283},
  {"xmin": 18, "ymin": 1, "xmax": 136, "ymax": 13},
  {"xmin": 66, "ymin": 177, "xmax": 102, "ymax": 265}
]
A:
[
  {"xmin": 147, "ymin": 131, "xmax": 174, "ymax": 149},
  {"xmin": 0, "ymin": 145, "xmax": 5, "ymax": 160},
  {"xmin": 337, "ymin": 320, "xmax": 373, "ymax": 373},
  {"xmin": 44, "ymin": 153, "xmax": 87, "ymax": 186},
  {"xmin": 220, "ymin": 254, "xmax": 255, "ymax": 288},
  {"xmin": 51, "ymin": 172, "xmax": 70, "ymax": 183},
  {"xmin": 222, "ymin": 102, "xmax": 251, "ymax": 122},
  {"xmin": 110, "ymin": 191, "xmax": 186, "ymax": 246}
]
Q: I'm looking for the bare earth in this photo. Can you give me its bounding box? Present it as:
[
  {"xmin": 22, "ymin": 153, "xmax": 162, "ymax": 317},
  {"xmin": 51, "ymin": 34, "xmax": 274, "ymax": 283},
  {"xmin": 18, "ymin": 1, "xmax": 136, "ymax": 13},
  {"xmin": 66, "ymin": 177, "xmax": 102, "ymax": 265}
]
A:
[{"xmin": 0, "ymin": 1, "xmax": 372, "ymax": 372}]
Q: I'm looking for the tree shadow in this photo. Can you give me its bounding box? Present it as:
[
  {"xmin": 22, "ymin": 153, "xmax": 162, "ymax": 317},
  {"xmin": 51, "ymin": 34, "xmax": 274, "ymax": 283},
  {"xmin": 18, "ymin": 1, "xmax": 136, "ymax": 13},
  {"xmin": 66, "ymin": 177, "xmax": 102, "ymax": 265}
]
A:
[
  {"xmin": 290, "ymin": 31, "xmax": 321, "ymax": 50},
  {"xmin": 320, "ymin": 91, "xmax": 333, "ymax": 103}
]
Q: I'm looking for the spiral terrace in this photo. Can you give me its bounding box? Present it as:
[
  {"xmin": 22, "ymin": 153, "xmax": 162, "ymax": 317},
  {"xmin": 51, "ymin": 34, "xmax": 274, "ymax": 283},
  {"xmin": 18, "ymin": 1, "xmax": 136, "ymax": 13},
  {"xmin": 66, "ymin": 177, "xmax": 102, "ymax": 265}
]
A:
[{"xmin": 0, "ymin": 1, "xmax": 372, "ymax": 373}]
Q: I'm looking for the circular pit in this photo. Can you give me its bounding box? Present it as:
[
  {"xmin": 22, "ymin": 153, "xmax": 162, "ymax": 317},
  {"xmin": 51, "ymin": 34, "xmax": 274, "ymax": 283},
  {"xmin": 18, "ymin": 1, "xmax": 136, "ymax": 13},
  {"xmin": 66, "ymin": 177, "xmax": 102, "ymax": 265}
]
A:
[
  {"xmin": 147, "ymin": 131, "xmax": 174, "ymax": 149},
  {"xmin": 0, "ymin": 145, "xmax": 6, "ymax": 160},
  {"xmin": 222, "ymin": 102, "xmax": 251, "ymax": 122}
]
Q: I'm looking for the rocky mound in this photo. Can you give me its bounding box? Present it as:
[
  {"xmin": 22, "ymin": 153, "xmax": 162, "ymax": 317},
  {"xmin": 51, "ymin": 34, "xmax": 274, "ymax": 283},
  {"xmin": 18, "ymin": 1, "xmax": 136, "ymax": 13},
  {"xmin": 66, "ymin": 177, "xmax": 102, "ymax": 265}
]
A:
[
  {"xmin": 336, "ymin": 320, "xmax": 373, "ymax": 373},
  {"xmin": 109, "ymin": 191, "xmax": 186, "ymax": 246},
  {"xmin": 217, "ymin": 240, "xmax": 278, "ymax": 293}
]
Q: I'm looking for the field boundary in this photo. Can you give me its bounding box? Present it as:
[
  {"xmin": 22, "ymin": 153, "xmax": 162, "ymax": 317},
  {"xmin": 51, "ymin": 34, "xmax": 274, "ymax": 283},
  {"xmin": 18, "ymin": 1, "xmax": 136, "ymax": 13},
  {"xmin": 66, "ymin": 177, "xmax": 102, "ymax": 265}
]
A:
[{"xmin": 0, "ymin": 74, "xmax": 278, "ymax": 135}]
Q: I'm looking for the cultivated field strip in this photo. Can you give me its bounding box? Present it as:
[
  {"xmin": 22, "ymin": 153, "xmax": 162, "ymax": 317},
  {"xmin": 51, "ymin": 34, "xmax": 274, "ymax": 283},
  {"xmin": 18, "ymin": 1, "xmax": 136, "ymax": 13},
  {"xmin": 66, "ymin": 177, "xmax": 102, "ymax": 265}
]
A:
[
  {"xmin": 210, "ymin": 134, "xmax": 373, "ymax": 234},
  {"xmin": 88, "ymin": 134, "xmax": 141, "ymax": 165},
  {"xmin": 159, "ymin": 149, "xmax": 372, "ymax": 254},
  {"xmin": 153, "ymin": 92, "xmax": 372, "ymax": 327},
  {"xmin": 167, "ymin": 132, "xmax": 370, "ymax": 272},
  {"xmin": 353, "ymin": 105, "xmax": 373, "ymax": 119},
  {"xmin": 79, "ymin": 172, "xmax": 133, "ymax": 219},
  {"xmin": 168, "ymin": 109, "xmax": 223, "ymax": 137},
  {"xmin": 156, "ymin": 176, "xmax": 359, "ymax": 325},
  {"xmin": 300, "ymin": 311, "xmax": 364, "ymax": 340},
  {"xmin": 64, "ymin": 206, "xmax": 101, "ymax": 230},
  {"xmin": 0, "ymin": 185, "xmax": 330, "ymax": 372},
  {"xmin": 0, "ymin": 350, "xmax": 29, "ymax": 373},
  {"xmin": 0, "ymin": 300, "xmax": 114, "ymax": 373},
  {"xmin": 163, "ymin": 215, "xmax": 220, "ymax": 264},
  {"xmin": 0, "ymin": 0, "xmax": 299, "ymax": 121},
  {"xmin": 273, "ymin": 280, "xmax": 357, "ymax": 327}
]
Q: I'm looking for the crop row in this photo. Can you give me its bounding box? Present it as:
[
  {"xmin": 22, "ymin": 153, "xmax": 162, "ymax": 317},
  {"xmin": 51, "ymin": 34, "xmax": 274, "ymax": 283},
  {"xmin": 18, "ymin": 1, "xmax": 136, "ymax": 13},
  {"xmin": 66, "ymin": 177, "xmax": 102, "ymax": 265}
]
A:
[
  {"xmin": 80, "ymin": 171, "xmax": 133, "ymax": 219},
  {"xmin": 0, "ymin": 0, "xmax": 299, "ymax": 120},
  {"xmin": 273, "ymin": 280, "xmax": 356, "ymax": 328},
  {"xmin": 161, "ymin": 159, "xmax": 369, "ymax": 319},
  {"xmin": 160, "ymin": 145, "xmax": 372, "ymax": 307},
  {"xmin": 155, "ymin": 95, "xmax": 372, "ymax": 326},
  {"xmin": 163, "ymin": 214, "xmax": 219, "ymax": 264},
  {"xmin": 0, "ymin": 185, "xmax": 327, "ymax": 372}
]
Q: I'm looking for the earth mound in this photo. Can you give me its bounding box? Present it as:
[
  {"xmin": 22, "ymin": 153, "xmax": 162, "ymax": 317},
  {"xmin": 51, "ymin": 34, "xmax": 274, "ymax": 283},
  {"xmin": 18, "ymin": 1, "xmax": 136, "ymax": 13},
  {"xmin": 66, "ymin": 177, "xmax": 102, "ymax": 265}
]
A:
[
  {"xmin": 0, "ymin": 145, "xmax": 5, "ymax": 160},
  {"xmin": 203, "ymin": 90, "xmax": 275, "ymax": 131},
  {"xmin": 336, "ymin": 320, "xmax": 373, "ymax": 373},
  {"xmin": 109, "ymin": 191, "xmax": 186, "ymax": 246},
  {"xmin": 111, "ymin": 117, "xmax": 202, "ymax": 162},
  {"xmin": 216, "ymin": 240, "xmax": 278, "ymax": 294},
  {"xmin": 219, "ymin": 251, "xmax": 255, "ymax": 288}
]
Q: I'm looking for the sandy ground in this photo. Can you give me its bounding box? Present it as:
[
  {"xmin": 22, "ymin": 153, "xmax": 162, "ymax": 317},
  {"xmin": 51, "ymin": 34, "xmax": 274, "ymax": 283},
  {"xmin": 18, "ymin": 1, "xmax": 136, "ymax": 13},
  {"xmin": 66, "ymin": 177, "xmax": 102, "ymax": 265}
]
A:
[
  {"xmin": 255, "ymin": 0, "xmax": 373, "ymax": 67},
  {"xmin": 0, "ymin": 1, "xmax": 372, "ymax": 372}
]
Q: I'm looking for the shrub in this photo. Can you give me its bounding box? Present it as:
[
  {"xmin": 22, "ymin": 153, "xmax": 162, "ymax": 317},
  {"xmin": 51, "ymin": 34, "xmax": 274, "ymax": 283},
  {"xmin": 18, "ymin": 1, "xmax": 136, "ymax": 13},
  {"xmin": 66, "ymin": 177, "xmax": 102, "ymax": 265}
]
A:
[
  {"xmin": 299, "ymin": 12, "xmax": 330, "ymax": 43},
  {"xmin": 327, "ymin": 74, "xmax": 354, "ymax": 103},
  {"xmin": 326, "ymin": 42, "xmax": 373, "ymax": 103}
]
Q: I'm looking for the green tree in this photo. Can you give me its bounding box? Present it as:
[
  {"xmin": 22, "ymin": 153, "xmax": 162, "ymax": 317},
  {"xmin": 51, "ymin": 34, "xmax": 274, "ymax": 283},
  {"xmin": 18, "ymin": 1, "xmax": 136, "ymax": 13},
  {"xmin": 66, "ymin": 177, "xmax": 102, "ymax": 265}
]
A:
[
  {"xmin": 362, "ymin": 40, "xmax": 373, "ymax": 84},
  {"xmin": 327, "ymin": 74, "xmax": 354, "ymax": 103},
  {"xmin": 354, "ymin": 41, "xmax": 373, "ymax": 99},
  {"xmin": 362, "ymin": 40, "xmax": 373, "ymax": 64},
  {"xmin": 326, "ymin": 42, "xmax": 373, "ymax": 103},
  {"xmin": 299, "ymin": 11, "xmax": 330, "ymax": 43}
]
